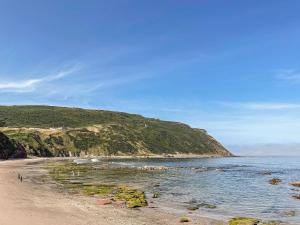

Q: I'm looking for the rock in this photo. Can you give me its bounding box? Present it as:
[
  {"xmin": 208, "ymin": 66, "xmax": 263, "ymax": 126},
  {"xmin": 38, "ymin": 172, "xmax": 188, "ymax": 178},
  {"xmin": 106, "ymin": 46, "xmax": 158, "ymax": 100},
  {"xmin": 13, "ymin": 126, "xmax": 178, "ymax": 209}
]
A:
[
  {"xmin": 140, "ymin": 166, "xmax": 169, "ymax": 171},
  {"xmin": 269, "ymin": 178, "xmax": 282, "ymax": 185},
  {"xmin": 229, "ymin": 217, "xmax": 260, "ymax": 225},
  {"xmin": 152, "ymin": 183, "xmax": 160, "ymax": 187},
  {"xmin": 152, "ymin": 192, "xmax": 160, "ymax": 198},
  {"xmin": 180, "ymin": 218, "xmax": 189, "ymax": 223},
  {"xmin": 0, "ymin": 132, "xmax": 27, "ymax": 159},
  {"xmin": 282, "ymin": 210, "xmax": 296, "ymax": 217},
  {"xmin": 96, "ymin": 199, "xmax": 112, "ymax": 205},
  {"xmin": 187, "ymin": 205, "xmax": 199, "ymax": 211},
  {"xmin": 289, "ymin": 182, "xmax": 300, "ymax": 187},
  {"xmin": 261, "ymin": 171, "xmax": 272, "ymax": 176},
  {"xmin": 292, "ymin": 194, "xmax": 300, "ymax": 200},
  {"xmin": 113, "ymin": 187, "xmax": 147, "ymax": 208},
  {"xmin": 198, "ymin": 202, "xmax": 217, "ymax": 209}
]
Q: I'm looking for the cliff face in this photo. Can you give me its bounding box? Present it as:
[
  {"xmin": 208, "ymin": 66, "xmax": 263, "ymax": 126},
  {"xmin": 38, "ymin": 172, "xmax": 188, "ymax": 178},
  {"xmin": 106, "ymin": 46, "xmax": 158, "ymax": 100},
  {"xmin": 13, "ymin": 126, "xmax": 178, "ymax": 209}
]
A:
[
  {"xmin": 0, "ymin": 132, "xmax": 27, "ymax": 159},
  {"xmin": 0, "ymin": 105, "xmax": 232, "ymax": 157}
]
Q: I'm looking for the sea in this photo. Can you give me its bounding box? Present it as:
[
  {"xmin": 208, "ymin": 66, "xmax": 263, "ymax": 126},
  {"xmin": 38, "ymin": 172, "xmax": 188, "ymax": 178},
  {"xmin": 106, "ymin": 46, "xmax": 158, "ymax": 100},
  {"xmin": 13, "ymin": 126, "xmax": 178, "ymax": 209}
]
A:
[{"xmin": 51, "ymin": 156, "xmax": 300, "ymax": 224}]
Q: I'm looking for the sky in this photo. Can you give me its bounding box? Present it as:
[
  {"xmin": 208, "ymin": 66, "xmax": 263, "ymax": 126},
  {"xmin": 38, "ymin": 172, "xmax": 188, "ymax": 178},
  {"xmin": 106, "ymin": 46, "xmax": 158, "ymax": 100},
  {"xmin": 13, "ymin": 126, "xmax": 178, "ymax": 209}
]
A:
[{"xmin": 0, "ymin": 0, "xmax": 300, "ymax": 154}]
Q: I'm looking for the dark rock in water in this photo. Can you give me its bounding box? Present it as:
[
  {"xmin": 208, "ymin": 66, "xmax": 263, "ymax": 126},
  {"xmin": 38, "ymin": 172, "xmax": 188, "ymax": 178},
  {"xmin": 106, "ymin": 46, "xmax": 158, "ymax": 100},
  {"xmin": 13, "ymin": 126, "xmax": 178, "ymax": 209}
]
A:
[
  {"xmin": 0, "ymin": 132, "xmax": 27, "ymax": 159},
  {"xmin": 198, "ymin": 202, "xmax": 217, "ymax": 209},
  {"xmin": 269, "ymin": 178, "xmax": 282, "ymax": 185},
  {"xmin": 292, "ymin": 194, "xmax": 300, "ymax": 200},
  {"xmin": 282, "ymin": 210, "xmax": 296, "ymax": 217},
  {"xmin": 261, "ymin": 171, "xmax": 272, "ymax": 176},
  {"xmin": 187, "ymin": 205, "xmax": 199, "ymax": 211},
  {"xmin": 152, "ymin": 192, "xmax": 160, "ymax": 198}
]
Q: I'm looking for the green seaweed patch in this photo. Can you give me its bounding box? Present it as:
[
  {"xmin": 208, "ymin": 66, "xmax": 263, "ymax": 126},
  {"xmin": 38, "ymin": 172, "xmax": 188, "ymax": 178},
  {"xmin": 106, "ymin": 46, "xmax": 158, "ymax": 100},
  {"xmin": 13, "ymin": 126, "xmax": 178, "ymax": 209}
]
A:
[
  {"xmin": 113, "ymin": 186, "xmax": 147, "ymax": 208},
  {"xmin": 229, "ymin": 217, "xmax": 260, "ymax": 225},
  {"xmin": 81, "ymin": 184, "xmax": 117, "ymax": 196}
]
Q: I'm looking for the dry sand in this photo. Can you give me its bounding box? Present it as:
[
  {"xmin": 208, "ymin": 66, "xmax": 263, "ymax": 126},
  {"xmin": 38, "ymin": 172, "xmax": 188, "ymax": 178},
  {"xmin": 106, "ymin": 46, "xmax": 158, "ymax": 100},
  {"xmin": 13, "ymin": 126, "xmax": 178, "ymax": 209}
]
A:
[{"xmin": 0, "ymin": 158, "xmax": 224, "ymax": 225}]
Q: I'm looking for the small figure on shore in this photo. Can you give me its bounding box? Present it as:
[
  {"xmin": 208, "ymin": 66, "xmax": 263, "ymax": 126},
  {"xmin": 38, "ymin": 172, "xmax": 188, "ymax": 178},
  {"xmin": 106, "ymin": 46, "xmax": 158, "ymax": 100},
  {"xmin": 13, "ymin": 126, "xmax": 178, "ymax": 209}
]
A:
[{"xmin": 20, "ymin": 176, "xmax": 23, "ymax": 182}]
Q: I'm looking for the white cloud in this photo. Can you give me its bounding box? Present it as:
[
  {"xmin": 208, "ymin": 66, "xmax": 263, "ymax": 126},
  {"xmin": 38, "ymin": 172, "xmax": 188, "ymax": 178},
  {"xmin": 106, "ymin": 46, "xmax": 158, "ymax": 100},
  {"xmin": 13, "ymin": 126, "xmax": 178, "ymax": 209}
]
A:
[{"xmin": 0, "ymin": 66, "xmax": 79, "ymax": 93}]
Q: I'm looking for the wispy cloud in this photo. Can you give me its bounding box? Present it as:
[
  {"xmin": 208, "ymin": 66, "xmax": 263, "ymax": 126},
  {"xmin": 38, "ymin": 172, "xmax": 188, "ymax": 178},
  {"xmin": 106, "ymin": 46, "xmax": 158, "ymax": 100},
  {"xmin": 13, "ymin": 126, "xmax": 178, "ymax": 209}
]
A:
[
  {"xmin": 219, "ymin": 102, "xmax": 300, "ymax": 110},
  {"xmin": 0, "ymin": 66, "xmax": 80, "ymax": 93},
  {"xmin": 276, "ymin": 69, "xmax": 300, "ymax": 83}
]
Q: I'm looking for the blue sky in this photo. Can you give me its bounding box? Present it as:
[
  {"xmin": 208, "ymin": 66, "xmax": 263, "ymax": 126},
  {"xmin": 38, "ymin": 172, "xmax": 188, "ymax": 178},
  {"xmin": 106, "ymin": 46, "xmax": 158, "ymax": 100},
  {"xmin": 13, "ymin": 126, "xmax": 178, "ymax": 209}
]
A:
[{"xmin": 1, "ymin": 0, "xmax": 300, "ymax": 150}]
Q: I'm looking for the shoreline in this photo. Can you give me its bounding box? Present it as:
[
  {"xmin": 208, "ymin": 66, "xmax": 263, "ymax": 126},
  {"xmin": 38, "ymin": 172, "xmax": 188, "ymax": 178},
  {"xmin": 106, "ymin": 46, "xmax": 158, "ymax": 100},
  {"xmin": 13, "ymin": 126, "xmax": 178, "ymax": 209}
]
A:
[{"xmin": 0, "ymin": 158, "xmax": 224, "ymax": 225}]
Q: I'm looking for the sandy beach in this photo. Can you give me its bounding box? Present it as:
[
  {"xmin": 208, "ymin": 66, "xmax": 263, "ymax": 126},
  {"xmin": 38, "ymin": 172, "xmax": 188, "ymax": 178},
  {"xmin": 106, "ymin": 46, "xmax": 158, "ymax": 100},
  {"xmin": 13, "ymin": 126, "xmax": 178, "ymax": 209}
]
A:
[{"xmin": 0, "ymin": 159, "xmax": 223, "ymax": 225}]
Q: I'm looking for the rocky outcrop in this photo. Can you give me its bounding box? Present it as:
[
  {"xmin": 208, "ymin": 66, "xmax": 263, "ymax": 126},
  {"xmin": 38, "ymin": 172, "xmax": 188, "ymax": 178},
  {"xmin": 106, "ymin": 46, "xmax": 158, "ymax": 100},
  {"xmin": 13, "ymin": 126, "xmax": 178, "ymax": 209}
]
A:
[{"xmin": 0, "ymin": 132, "xmax": 27, "ymax": 159}]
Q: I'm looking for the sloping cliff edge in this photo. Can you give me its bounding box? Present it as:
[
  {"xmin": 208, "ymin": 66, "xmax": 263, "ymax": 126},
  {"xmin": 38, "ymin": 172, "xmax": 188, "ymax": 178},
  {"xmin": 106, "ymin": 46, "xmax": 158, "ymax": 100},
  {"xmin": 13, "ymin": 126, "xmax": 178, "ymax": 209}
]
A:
[{"xmin": 0, "ymin": 105, "xmax": 232, "ymax": 157}]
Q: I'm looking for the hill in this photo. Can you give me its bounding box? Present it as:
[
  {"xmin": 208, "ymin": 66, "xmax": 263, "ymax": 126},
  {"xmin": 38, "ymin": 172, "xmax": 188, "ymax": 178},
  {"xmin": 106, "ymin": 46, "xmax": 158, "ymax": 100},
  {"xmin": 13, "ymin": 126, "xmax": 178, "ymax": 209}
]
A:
[{"xmin": 0, "ymin": 105, "xmax": 232, "ymax": 157}]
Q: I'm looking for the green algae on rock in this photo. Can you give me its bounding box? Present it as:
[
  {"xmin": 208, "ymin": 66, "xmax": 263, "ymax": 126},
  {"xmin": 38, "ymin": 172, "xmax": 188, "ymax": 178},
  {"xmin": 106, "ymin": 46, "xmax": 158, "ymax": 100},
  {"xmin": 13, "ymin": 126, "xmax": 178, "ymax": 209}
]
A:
[
  {"xmin": 180, "ymin": 217, "xmax": 189, "ymax": 223},
  {"xmin": 228, "ymin": 217, "xmax": 260, "ymax": 225},
  {"xmin": 113, "ymin": 186, "xmax": 147, "ymax": 208},
  {"xmin": 46, "ymin": 161, "xmax": 147, "ymax": 208}
]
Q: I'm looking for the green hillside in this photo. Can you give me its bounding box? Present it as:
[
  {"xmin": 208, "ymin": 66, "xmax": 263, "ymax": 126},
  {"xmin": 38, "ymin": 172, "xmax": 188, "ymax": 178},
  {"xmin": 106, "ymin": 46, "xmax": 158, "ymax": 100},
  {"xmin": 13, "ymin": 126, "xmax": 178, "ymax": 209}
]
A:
[{"xmin": 0, "ymin": 105, "xmax": 232, "ymax": 157}]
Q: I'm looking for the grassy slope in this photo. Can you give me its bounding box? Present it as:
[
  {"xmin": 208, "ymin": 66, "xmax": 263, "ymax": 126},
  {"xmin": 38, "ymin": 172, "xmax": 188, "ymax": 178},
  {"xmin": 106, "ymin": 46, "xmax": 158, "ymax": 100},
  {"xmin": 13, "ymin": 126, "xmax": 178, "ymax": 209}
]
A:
[{"xmin": 0, "ymin": 105, "xmax": 232, "ymax": 157}]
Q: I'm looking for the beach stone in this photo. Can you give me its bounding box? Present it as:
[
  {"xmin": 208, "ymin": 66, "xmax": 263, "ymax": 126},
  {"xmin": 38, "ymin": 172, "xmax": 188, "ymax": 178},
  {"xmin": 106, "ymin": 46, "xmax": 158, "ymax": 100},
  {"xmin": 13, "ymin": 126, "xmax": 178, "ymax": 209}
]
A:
[
  {"xmin": 289, "ymin": 182, "xmax": 300, "ymax": 187},
  {"xmin": 269, "ymin": 178, "xmax": 282, "ymax": 185},
  {"xmin": 96, "ymin": 199, "xmax": 112, "ymax": 205}
]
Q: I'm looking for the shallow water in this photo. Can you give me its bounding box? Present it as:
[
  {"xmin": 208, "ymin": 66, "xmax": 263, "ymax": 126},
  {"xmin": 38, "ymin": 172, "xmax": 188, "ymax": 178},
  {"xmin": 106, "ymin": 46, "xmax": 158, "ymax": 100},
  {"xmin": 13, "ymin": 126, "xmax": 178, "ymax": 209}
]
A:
[{"xmin": 50, "ymin": 156, "xmax": 300, "ymax": 223}]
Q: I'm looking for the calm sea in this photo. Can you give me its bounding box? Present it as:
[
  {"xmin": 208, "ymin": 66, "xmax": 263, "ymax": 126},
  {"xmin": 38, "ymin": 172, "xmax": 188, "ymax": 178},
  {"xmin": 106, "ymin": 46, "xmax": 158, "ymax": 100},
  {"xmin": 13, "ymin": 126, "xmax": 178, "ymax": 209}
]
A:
[{"xmin": 67, "ymin": 156, "xmax": 300, "ymax": 223}]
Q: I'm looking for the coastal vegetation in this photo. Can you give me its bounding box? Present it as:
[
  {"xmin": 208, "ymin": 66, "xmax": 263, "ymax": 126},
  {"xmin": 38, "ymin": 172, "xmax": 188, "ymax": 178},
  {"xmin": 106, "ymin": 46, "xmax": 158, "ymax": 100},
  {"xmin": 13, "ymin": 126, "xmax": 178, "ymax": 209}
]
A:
[{"xmin": 0, "ymin": 105, "xmax": 232, "ymax": 157}]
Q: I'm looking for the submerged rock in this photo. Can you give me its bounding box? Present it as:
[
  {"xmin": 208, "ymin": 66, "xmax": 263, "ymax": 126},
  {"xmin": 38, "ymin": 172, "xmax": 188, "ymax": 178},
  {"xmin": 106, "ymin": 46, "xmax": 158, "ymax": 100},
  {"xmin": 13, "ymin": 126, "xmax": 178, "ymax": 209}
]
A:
[
  {"xmin": 282, "ymin": 210, "xmax": 296, "ymax": 217},
  {"xmin": 139, "ymin": 166, "xmax": 169, "ymax": 171},
  {"xmin": 198, "ymin": 202, "xmax": 217, "ymax": 209},
  {"xmin": 292, "ymin": 194, "xmax": 300, "ymax": 200},
  {"xmin": 152, "ymin": 192, "xmax": 160, "ymax": 198},
  {"xmin": 229, "ymin": 217, "xmax": 260, "ymax": 225},
  {"xmin": 187, "ymin": 205, "xmax": 199, "ymax": 211},
  {"xmin": 268, "ymin": 178, "xmax": 282, "ymax": 185}
]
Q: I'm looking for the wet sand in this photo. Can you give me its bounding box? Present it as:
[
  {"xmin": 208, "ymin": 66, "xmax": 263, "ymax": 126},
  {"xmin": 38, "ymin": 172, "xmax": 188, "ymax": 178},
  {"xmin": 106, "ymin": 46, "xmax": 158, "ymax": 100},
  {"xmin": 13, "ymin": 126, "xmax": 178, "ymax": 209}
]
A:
[{"xmin": 0, "ymin": 158, "xmax": 223, "ymax": 225}]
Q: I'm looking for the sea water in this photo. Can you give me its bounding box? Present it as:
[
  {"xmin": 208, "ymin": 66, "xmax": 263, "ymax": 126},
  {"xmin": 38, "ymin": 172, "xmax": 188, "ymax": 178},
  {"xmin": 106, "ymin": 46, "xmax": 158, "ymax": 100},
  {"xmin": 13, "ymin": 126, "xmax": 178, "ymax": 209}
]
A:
[{"xmin": 61, "ymin": 156, "xmax": 300, "ymax": 223}]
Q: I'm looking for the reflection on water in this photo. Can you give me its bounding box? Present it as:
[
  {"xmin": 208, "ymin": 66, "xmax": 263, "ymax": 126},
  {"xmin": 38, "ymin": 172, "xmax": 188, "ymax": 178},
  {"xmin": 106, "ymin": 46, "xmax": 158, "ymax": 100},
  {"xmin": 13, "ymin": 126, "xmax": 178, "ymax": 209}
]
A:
[{"xmin": 51, "ymin": 157, "xmax": 300, "ymax": 223}]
